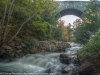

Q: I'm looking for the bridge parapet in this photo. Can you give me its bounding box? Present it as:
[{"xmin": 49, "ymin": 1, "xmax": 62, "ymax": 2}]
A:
[{"xmin": 57, "ymin": 1, "xmax": 100, "ymax": 13}]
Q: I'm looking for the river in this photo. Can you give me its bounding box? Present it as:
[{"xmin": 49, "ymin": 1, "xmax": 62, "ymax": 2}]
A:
[{"xmin": 0, "ymin": 42, "xmax": 82, "ymax": 75}]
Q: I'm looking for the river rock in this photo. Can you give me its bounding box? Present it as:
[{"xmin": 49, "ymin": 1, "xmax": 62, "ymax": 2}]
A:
[
  {"xmin": 60, "ymin": 54, "xmax": 68, "ymax": 58},
  {"xmin": 78, "ymin": 61, "xmax": 94, "ymax": 75},
  {"xmin": 45, "ymin": 68, "xmax": 51, "ymax": 73},
  {"xmin": 21, "ymin": 42, "xmax": 26, "ymax": 48},
  {"xmin": 0, "ymin": 40, "xmax": 71, "ymax": 61},
  {"xmin": 2, "ymin": 45, "xmax": 12, "ymax": 50},
  {"xmin": 33, "ymin": 41, "xmax": 70, "ymax": 52},
  {"xmin": 30, "ymin": 48, "xmax": 39, "ymax": 54},
  {"xmin": 16, "ymin": 46, "xmax": 22, "ymax": 50},
  {"xmin": 59, "ymin": 54, "xmax": 71, "ymax": 64},
  {"xmin": 71, "ymin": 57, "xmax": 80, "ymax": 65},
  {"xmin": 61, "ymin": 67, "xmax": 71, "ymax": 74}
]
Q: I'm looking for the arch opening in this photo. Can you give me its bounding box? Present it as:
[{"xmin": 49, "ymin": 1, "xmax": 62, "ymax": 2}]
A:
[
  {"xmin": 59, "ymin": 15, "xmax": 81, "ymax": 26},
  {"xmin": 57, "ymin": 9, "xmax": 82, "ymax": 26},
  {"xmin": 59, "ymin": 9, "xmax": 82, "ymax": 18}
]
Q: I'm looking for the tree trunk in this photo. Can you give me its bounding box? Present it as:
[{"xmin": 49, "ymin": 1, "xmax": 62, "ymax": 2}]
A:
[
  {"xmin": 0, "ymin": 0, "xmax": 8, "ymax": 47},
  {"xmin": 2, "ymin": 0, "xmax": 15, "ymax": 44}
]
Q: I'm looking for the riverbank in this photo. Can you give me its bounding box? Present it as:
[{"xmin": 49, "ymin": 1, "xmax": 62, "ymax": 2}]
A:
[
  {"xmin": 0, "ymin": 40, "xmax": 98, "ymax": 75},
  {"xmin": 77, "ymin": 52, "xmax": 100, "ymax": 75},
  {"xmin": 0, "ymin": 42, "xmax": 95, "ymax": 75},
  {"xmin": 0, "ymin": 40, "xmax": 70, "ymax": 61},
  {"xmin": 0, "ymin": 42, "xmax": 83, "ymax": 75}
]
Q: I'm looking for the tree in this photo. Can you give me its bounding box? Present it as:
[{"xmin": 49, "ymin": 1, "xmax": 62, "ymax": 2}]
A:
[
  {"xmin": 56, "ymin": 19, "xmax": 71, "ymax": 41},
  {"xmin": 0, "ymin": 0, "xmax": 15, "ymax": 47},
  {"xmin": 74, "ymin": 0, "xmax": 100, "ymax": 44},
  {"xmin": 82, "ymin": 0, "xmax": 99, "ymax": 32},
  {"xmin": 0, "ymin": 0, "xmax": 59, "ymax": 47}
]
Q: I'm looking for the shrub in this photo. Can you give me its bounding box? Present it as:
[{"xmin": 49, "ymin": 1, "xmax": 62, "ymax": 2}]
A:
[{"xmin": 77, "ymin": 28, "xmax": 100, "ymax": 60}]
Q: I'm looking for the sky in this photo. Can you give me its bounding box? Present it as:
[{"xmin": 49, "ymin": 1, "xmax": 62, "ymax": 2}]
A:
[{"xmin": 59, "ymin": 15, "xmax": 81, "ymax": 25}]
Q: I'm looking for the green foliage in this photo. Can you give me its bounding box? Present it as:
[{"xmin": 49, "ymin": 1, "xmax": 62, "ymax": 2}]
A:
[
  {"xmin": 16, "ymin": 0, "xmax": 60, "ymax": 41},
  {"xmin": 74, "ymin": 0, "xmax": 100, "ymax": 44},
  {"xmin": 76, "ymin": 0, "xmax": 100, "ymax": 63},
  {"xmin": 77, "ymin": 28, "xmax": 100, "ymax": 60},
  {"xmin": 0, "ymin": 0, "xmax": 62, "ymax": 45},
  {"xmin": 82, "ymin": 0, "xmax": 99, "ymax": 31},
  {"xmin": 74, "ymin": 23, "xmax": 89, "ymax": 43},
  {"xmin": 24, "ymin": 41, "xmax": 33, "ymax": 51},
  {"xmin": 53, "ymin": 26, "xmax": 62, "ymax": 40},
  {"xmin": 30, "ymin": 21, "xmax": 48, "ymax": 40}
]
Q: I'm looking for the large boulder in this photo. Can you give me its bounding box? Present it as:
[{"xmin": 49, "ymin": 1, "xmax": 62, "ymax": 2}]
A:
[
  {"xmin": 61, "ymin": 67, "xmax": 71, "ymax": 74},
  {"xmin": 78, "ymin": 61, "xmax": 94, "ymax": 75},
  {"xmin": 59, "ymin": 54, "xmax": 71, "ymax": 64}
]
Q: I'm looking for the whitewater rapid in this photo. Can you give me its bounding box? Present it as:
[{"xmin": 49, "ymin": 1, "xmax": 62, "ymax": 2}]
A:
[{"xmin": 0, "ymin": 42, "xmax": 82, "ymax": 75}]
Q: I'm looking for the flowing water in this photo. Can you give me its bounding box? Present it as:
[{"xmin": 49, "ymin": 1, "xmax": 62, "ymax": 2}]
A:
[{"xmin": 0, "ymin": 42, "xmax": 82, "ymax": 75}]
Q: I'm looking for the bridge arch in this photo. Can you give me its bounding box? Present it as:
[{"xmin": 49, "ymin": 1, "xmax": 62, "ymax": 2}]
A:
[
  {"xmin": 59, "ymin": 9, "xmax": 82, "ymax": 18},
  {"xmin": 57, "ymin": 1, "xmax": 100, "ymax": 17}
]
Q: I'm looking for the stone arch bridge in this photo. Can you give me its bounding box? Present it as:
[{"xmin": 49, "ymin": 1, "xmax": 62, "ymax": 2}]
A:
[{"xmin": 56, "ymin": 1, "xmax": 100, "ymax": 17}]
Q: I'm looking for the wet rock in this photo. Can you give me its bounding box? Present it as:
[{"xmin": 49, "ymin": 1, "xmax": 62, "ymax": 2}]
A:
[
  {"xmin": 16, "ymin": 46, "xmax": 22, "ymax": 50},
  {"xmin": 21, "ymin": 42, "xmax": 26, "ymax": 48},
  {"xmin": 15, "ymin": 50, "xmax": 22, "ymax": 53},
  {"xmin": 30, "ymin": 48, "xmax": 39, "ymax": 54},
  {"xmin": 71, "ymin": 57, "xmax": 80, "ymax": 65},
  {"xmin": 45, "ymin": 68, "xmax": 51, "ymax": 73},
  {"xmin": 0, "ymin": 45, "xmax": 15, "ymax": 58},
  {"xmin": 61, "ymin": 68, "xmax": 70, "ymax": 74},
  {"xmin": 60, "ymin": 54, "xmax": 68, "ymax": 58},
  {"xmin": 34, "ymin": 41, "xmax": 70, "ymax": 52},
  {"xmin": 2, "ymin": 45, "xmax": 12, "ymax": 50},
  {"xmin": 56, "ymin": 42, "xmax": 70, "ymax": 52},
  {"xmin": 78, "ymin": 61, "xmax": 94, "ymax": 75},
  {"xmin": 59, "ymin": 54, "xmax": 71, "ymax": 64}
]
